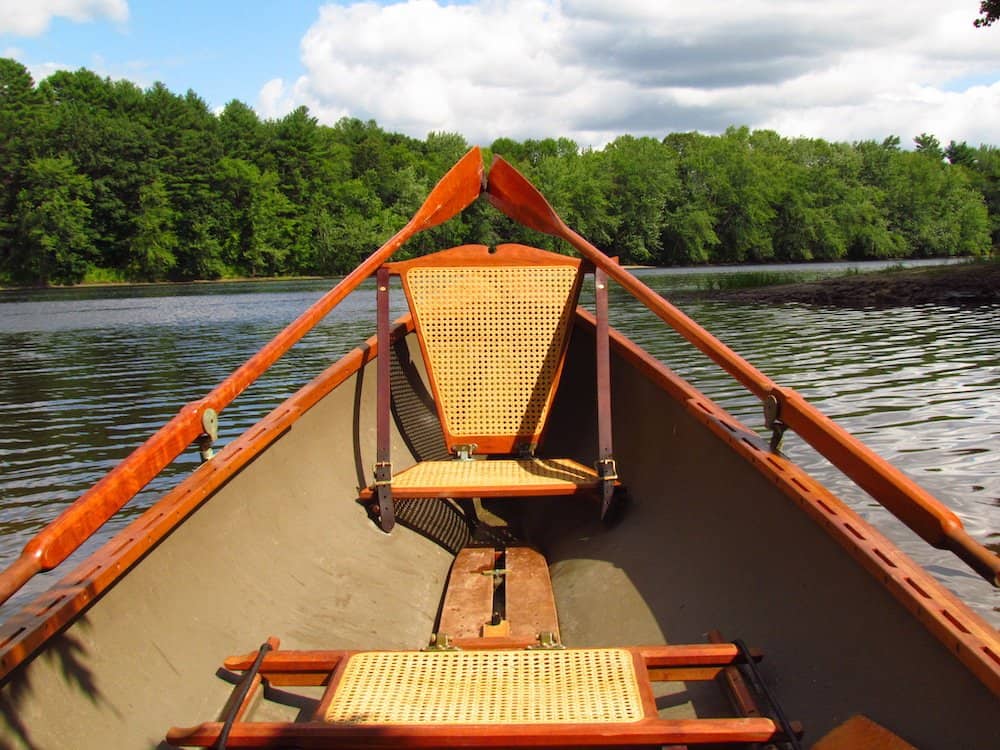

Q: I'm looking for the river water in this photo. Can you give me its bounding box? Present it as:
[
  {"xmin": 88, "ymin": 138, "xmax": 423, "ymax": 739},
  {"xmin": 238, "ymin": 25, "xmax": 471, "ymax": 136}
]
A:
[{"xmin": 1, "ymin": 261, "xmax": 997, "ymax": 627}]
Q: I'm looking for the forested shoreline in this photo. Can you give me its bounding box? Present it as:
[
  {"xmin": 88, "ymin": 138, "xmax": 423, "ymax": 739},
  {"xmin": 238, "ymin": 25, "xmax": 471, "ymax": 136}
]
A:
[{"xmin": 1, "ymin": 58, "xmax": 997, "ymax": 286}]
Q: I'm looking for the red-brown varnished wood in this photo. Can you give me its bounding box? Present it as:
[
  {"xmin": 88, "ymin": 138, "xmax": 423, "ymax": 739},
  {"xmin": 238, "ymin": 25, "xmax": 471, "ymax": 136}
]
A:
[
  {"xmin": 436, "ymin": 548, "xmax": 497, "ymax": 639},
  {"xmin": 637, "ymin": 644, "xmax": 756, "ymax": 668},
  {"xmin": 386, "ymin": 243, "xmax": 583, "ymax": 275},
  {"xmin": 227, "ymin": 637, "xmax": 281, "ymax": 723},
  {"xmin": 166, "ymin": 716, "xmax": 783, "ymax": 747},
  {"xmin": 222, "ymin": 650, "xmax": 346, "ymax": 687},
  {"xmin": 811, "ymin": 715, "xmax": 918, "ymax": 750},
  {"xmin": 0, "ymin": 148, "xmax": 484, "ymax": 607},
  {"xmin": 504, "ymin": 547, "xmax": 560, "ymax": 642},
  {"xmin": 771, "ymin": 384, "xmax": 999, "ymax": 583},
  {"xmin": 631, "ymin": 649, "xmax": 660, "ymax": 722},
  {"xmin": 647, "ymin": 665, "xmax": 735, "ymax": 682},
  {"xmin": 572, "ymin": 309, "xmax": 1000, "ymax": 698},
  {"xmin": 394, "ymin": 242, "xmax": 585, "ymax": 457},
  {"xmin": 707, "ymin": 630, "xmax": 760, "ymax": 718},
  {"xmin": 312, "ymin": 647, "xmax": 356, "ymax": 725},
  {"xmin": 487, "ymin": 155, "xmax": 999, "ymax": 588},
  {"xmin": 0, "ymin": 319, "xmax": 414, "ymax": 683}
]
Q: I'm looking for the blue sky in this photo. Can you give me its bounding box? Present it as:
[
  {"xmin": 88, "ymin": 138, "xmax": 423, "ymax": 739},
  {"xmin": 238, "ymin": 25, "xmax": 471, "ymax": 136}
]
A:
[
  {"xmin": 3, "ymin": 1, "xmax": 1000, "ymax": 148},
  {"xmin": 1, "ymin": 1, "xmax": 316, "ymax": 111}
]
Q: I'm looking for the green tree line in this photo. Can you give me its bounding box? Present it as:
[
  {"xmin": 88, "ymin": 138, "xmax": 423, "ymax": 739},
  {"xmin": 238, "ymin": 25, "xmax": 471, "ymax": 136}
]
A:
[{"xmin": 0, "ymin": 58, "xmax": 995, "ymax": 285}]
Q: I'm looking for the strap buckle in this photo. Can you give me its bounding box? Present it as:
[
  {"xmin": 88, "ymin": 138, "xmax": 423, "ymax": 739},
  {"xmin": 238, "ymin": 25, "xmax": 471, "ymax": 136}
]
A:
[
  {"xmin": 373, "ymin": 460, "xmax": 392, "ymax": 485},
  {"xmin": 595, "ymin": 457, "xmax": 618, "ymax": 482}
]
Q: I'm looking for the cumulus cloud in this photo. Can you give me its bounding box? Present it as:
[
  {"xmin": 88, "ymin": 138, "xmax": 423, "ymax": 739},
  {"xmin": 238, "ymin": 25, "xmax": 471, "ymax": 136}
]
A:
[
  {"xmin": 0, "ymin": 0, "xmax": 128, "ymax": 36},
  {"xmin": 263, "ymin": 0, "xmax": 1000, "ymax": 147}
]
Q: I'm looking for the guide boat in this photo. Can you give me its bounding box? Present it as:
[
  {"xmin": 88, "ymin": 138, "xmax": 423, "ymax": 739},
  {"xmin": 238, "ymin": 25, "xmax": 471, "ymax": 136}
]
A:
[{"xmin": 0, "ymin": 148, "xmax": 997, "ymax": 749}]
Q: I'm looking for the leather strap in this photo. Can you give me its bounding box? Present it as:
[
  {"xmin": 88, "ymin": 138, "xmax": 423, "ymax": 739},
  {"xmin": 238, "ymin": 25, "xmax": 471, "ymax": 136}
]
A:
[
  {"xmin": 594, "ymin": 265, "xmax": 616, "ymax": 517},
  {"xmin": 375, "ymin": 266, "xmax": 395, "ymax": 532}
]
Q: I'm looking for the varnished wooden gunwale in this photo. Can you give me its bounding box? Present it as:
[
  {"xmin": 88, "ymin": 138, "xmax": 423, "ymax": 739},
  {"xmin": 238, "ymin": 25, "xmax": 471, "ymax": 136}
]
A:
[
  {"xmin": 0, "ymin": 147, "xmax": 484, "ymax": 607},
  {"xmin": 0, "ymin": 313, "xmax": 996, "ymax": 747},
  {"xmin": 0, "ymin": 149, "xmax": 996, "ymax": 749},
  {"xmin": 572, "ymin": 309, "xmax": 1000, "ymax": 699},
  {"xmin": 0, "ymin": 318, "xmax": 415, "ymax": 684},
  {"xmin": 487, "ymin": 155, "xmax": 998, "ymax": 585}
]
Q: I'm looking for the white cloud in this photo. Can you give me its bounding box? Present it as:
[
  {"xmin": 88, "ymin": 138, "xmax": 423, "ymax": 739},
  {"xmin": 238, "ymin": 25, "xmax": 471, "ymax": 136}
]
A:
[
  {"xmin": 263, "ymin": 0, "xmax": 1000, "ymax": 147},
  {"xmin": 0, "ymin": 0, "xmax": 128, "ymax": 36},
  {"xmin": 257, "ymin": 78, "xmax": 290, "ymax": 119}
]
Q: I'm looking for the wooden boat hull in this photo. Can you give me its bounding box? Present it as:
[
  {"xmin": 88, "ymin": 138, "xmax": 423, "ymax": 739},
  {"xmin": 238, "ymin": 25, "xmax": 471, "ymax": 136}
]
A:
[{"xmin": 1, "ymin": 316, "xmax": 996, "ymax": 749}]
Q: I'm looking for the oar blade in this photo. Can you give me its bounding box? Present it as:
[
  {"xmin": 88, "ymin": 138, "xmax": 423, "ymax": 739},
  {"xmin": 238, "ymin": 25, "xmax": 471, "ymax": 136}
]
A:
[
  {"xmin": 413, "ymin": 146, "xmax": 485, "ymax": 231},
  {"xmin": 486, "ymin": 155, "xmax": 566, "ymax": 237}
]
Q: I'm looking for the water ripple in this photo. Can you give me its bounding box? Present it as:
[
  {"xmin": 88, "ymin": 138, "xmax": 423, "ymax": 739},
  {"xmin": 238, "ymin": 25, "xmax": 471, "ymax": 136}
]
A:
[{"xmin": 1, "ymin": 274, "xmax": 997, "ymax": 627}]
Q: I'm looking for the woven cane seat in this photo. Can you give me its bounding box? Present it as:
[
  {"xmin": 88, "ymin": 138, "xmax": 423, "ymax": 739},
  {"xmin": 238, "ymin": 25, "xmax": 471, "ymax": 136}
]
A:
[
  {"xmin": 322, "ymin": 648, "xmax": 644, "ymax": 725},
  {"xmin": 390, "ymin": 458, "xmax": 599, "ymax": 498},
  {"xmin": 394, "ymin": 244, "xmax": 583, "ymax": 455},
  {"xmin": 365, "ymin": 244, "xmax": 616, "ymax": 521}
]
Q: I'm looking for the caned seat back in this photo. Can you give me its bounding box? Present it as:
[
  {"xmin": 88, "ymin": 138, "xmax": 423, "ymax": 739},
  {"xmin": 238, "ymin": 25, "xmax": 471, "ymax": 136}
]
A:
[{"xmin": 389, "ymin": 244, "xmax": 583, "ymax": 455}]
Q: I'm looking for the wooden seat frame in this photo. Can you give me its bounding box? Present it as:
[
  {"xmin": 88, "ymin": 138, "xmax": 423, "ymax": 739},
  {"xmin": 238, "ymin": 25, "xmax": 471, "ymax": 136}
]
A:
[
  {"xmin": 165, "ymin": 545, "xmax": 800, "ymax": 749},
  {"xmin": 166, "ymin": 642, "xmax": 794, "ymax": 748},
  {"xmin": 366, "ymin": 244, "xmax": 618, "ymax": 531}
]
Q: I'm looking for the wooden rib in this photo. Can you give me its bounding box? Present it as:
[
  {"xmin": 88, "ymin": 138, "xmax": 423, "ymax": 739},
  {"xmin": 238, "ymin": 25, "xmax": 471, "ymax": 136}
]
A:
[
  {"xmin": 436, "ymin": 548, "xmax": 496, "ymax": 639},
  {"xmin": 504, "ymin": 547, "xmax": 559, "ymax": 642},
  {"xmin": 166, "ymin": 717, "xmax": 782, "ymax": 747}
]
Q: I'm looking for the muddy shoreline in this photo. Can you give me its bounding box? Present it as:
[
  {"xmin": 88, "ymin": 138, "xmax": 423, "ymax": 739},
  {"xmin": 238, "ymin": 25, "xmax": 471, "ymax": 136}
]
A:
[{"xmin": 699, "ymin": 260, "xmax": 1000, "ymax": 307}]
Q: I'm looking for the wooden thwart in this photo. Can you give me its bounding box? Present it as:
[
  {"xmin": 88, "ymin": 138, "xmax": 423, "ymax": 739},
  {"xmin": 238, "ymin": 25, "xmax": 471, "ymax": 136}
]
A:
[
  {"xmin": 168, "ymin": 717, "xmax": 783, "ymax": 747},
  {"xmin": 167, "ymin": 643, "xmax": 794, "ymax": 748}
]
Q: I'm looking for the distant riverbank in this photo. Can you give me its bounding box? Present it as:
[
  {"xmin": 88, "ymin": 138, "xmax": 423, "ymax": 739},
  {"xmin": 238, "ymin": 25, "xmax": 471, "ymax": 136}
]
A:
[{"xmin": 699, "ymin": 259, "xmax": 999, "ymax": 307}]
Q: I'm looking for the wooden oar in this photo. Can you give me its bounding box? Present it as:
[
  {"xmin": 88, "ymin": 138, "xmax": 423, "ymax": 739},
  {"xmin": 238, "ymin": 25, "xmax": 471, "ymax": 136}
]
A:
[
  {"xmin": 487, "ymin": 157, "xmax": 777, "ymax": 399},
  {"xmin": 0, "ymin": 147, "xmax": 485, "ymax": 606},
  {"xmin": 486, "ymin": 155, "xmax": 1000, "ymax": 587}
]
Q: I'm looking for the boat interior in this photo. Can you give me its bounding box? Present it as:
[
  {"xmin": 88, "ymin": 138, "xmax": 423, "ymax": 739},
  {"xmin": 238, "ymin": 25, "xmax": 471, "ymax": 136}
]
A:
[{"xmin": 1, "ymin": 151, "xmax": 997, "ymax": 750}]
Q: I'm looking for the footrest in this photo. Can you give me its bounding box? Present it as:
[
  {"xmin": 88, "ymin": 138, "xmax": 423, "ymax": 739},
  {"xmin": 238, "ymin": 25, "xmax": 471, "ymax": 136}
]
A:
[{"xmin": 321, "ymin": 648, "xmax": 644, "ymax": 725}]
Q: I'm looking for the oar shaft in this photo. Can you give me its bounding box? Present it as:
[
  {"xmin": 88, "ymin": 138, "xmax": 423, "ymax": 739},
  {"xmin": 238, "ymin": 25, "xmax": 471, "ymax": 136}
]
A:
[
  {"xmin": 486, "ymin": 155, "xmax": 998, "ymax": 586},
  {"xmin": 568, "ymin": 227, "xmax": 997, "ymax": 584},
  {"xmin": 562, "ymin": 223, "xmax": 776, "ymax": 398},
  {"xmin": 775, "ymin": 386, "xmax": 1000, "ymax": 583},
  {"xmin": 0, "ymin": 148, "xmax": 484, "ymax": 606}
]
